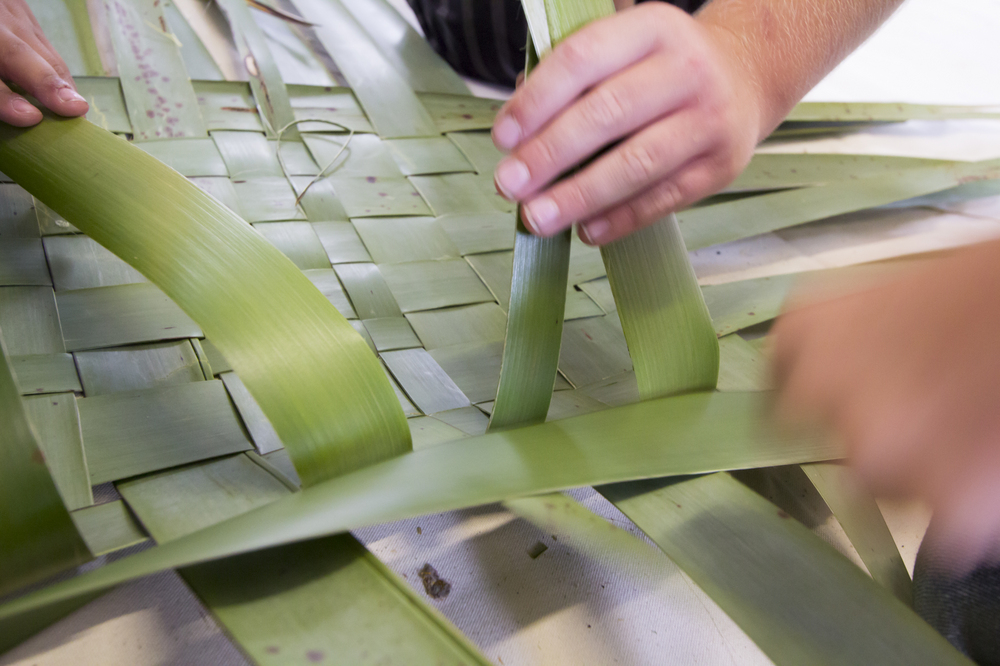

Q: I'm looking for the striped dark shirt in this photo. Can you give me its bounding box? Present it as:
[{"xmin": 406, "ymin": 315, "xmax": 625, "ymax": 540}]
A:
[{"xmin": 406, "ymin": 0, "xmax": 709, "ymax": 87}]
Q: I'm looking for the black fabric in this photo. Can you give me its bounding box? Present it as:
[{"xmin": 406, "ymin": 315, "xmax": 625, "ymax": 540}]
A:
[
  {"xmin": 406, "ymin": 0, "xmax": 708, "ymax": 87},
  {"xmin": 914, "ymin": 530, "xmax": 1000, "ymax": 665}
]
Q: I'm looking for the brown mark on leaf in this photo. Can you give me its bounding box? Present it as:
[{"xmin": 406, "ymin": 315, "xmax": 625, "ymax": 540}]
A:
[
  {"xmin": 221, "ymin": 106, "xmax": 258, "ymax": 114},
  {"xmin": 257, "ymin": 79, "xmax": 274, "ymax": 117},
  {"xmin": 418, "ymin": 563, "xmax": 451, "ymax": 600},
  {"xmin": 306, "ymin": 650, "xmax": 325, "ymax": 663},
  {"xmin": 777, "ymin": 509, "xmax": 790, "ymax": 519},
  {"xmin": 31, "ymin": 448, "xmax": 46, "ymax": 465},
  {"xmin": 264, "ymin": 646, "xmax": 280, "ymax": 655},
  {"xmin": 365, "ymin": 176, "xmax": 377, "ymax": 183}
]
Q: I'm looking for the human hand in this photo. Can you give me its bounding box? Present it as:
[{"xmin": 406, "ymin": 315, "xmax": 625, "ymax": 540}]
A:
[
  {"xmin": 491, "ymin": 3, "xmax": 761, "ymax": 245},
  {"xmin": 772, "ymin": 241, "xmax": 1000, "ymax": 569},
  {"xmin": 0, "ymin": 0, "xmax": 88, "ymax": 127}
]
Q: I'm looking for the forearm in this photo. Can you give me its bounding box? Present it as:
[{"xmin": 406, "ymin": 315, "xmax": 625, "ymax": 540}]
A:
[{"xmin": 696, "ymin": 0, "xmax": 904, "ymax": 140}]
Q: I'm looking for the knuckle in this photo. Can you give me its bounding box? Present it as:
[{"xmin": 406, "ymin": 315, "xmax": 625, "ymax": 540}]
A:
[
  {"xmin": 555, "ymin": 178, "xmax": 599, "ymax": 219},
  {"xmin": 642, "ymin": 1, "xmax": 678, "ymax": 24},
  {"xmin": 720, "ymin": 154, "xmax": 745, "ymax": 186},
  {"xmin": 0, "ymin": 37, "xmax": 30, "ymax": 62},
  {"xmin": 685, "ymin": 54, "xmax": 709, "ymax": 86},
  {"xmin": 557, "ymin": 38, "xmax": 594, "ymax": 77},
  {"xmin": 686, "ymin": 162, "xmax": 721, "ymax": 201},
  {"xmin": 501, "ymin": 97, "xmax": 526, "ymax": 128},
  {"xmin": 642, "ymin": 178, "xmax": 684, "ymax": 217},
  {"xmin": 706, "ymin": 147, "xmax": 747, "ymax": 193},
  {"xmin": 582, "ymin": 85, "xmax": 630, "ymax": 131},
  {"xmin": 525, "ymin": 134, "xmax": 560, "ymax": 172},
  {"xmin": 618, "ymin": 143, "xmax": 661, "ymax": 186},
  {"xmin": 38, "ymin": 72, "xmax": 62, "ymax": 90},
  {"xmin": 606, "ymin": 207, "xmax": 637, "ymax": 240}
]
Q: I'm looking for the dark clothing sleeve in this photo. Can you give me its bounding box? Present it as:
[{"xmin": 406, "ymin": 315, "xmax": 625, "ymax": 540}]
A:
[{"xmin": 406, "ymin": 0, "xmax": 708, "ymax": 88}]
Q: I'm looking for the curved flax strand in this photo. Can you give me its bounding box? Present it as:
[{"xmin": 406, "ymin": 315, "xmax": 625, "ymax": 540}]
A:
[
  {"xmin": 602, "ymin": 215, "xmax": 719, "ymax": 398},
  {"xmin": 274, "ymin": 118, "xmax": 356, "ymax": 207},
  {"xmin": 0, "ymin": 390, "xmax": 836, "ymax": 652},
  {"xmin": 0, "ymin": 336, "xmax": 89, "ymax": 596},
  {"xmin": 489, "ymin": 31, "xmax": 571, "ymax": 432},
  {"xmin": 216, "ymin": 0, "xmax": 299, "ymax": 138},
  {"xmin": 0, "ymin": 115, "xmax": 410, "ymax": 486}
]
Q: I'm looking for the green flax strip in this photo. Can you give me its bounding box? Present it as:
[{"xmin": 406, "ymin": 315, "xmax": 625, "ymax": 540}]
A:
[
  {"xmin": 602, "ymin": 217, "xmax": 719, "ymax": 398},
  {"xmin": 0, "ymin": 390, "xmax": 836, "ymax": 651},
  {"xmin": 602, "ymin": 474, "xmax": 969, "ymax": 665},
  {"xmin": 102, "ymin": 0, "xmax": 207, "ymax": 140},
  {"xmin": 289, "ymin": 0, "xmax": 439, "ymax": 138},
  {"xmin": 0, "ymin": 115, "xmax": 409, "ymax": 485},
  {"xmin": 489, "ymin": 28, "xmax": 570, "ymax": 432},
  {"xmin": 338, "ymin": 0, "xmax": 470, "ymax": 95},
  {"xmin": 0, "ymin": 336, "xmax": 89, "ymax": 596},
  {"xmin": 214, "ymin": 0, "xmax": 298, "ymax": 137},
  {"xmin": 802, "ymin": 462, "xmax": 913, "ymax": 606}
]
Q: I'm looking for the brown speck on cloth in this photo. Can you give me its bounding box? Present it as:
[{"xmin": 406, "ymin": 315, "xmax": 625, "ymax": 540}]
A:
[{"xmin": 418, "ymin": 563, "xmax": 451, "ymax": 600}]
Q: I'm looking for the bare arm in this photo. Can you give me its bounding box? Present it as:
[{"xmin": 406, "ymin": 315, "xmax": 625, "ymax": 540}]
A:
[
  {"xmin": 698, "ymin": 0, "xmax": 904, "ymax": 138},
  {"xmin": 492, "ymin": 0, "xmax": 904, "ymax": 245}
]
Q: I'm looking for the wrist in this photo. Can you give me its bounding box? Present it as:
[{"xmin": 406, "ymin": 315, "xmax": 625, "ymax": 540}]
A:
[{"xmin": 695, "ymin": 18, "xmax": 773, "ymax": 145}]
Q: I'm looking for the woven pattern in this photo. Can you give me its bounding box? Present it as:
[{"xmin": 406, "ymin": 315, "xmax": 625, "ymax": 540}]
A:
[
  {"xmin": 6, "ymin": 0, "xmax": 1000, "ymax": 662},
  {"xmin": 0, "ymin": 1, "xmax": 645, "ymax": 560},
  {"xmin": 4, "ymin": 0, "xmax": 999, "ymax": 558}
]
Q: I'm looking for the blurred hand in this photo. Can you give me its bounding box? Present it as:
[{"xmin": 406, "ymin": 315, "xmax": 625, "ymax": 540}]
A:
[
  {"xmin": 0, "ymin": 0, "xmax": 88, "ymax": 127},
  {"xmin": 772, "ymin": 240, "xmax": 1000, "ymax": 569},
  {"xmin": 491, "ymin": 3, "xmax": 761, "ymax": 245}
]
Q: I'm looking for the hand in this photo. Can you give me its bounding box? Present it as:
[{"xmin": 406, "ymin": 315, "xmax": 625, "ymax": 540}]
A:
[
  {"xmin": 0, "ymin": 0, "xmax": 88, "ymax": 127},
  {"xmin": 491, "ymin": 3, "xmax": 761, "ymax": 245},
  {"xmin": 772, "ymin": 240, "xmax": 1000, "ymax": 569}
]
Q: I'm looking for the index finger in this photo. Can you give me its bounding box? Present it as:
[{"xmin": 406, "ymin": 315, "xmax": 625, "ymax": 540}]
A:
[
  {"xmin": 492, "ymin": 6, "xmax": 670, "ymax": 150},
  {"xmin": 0, "ymin": 34, "xmax": 88, "ymax": 118},
  {"xmin": 31, "ymin": 24, "xmax": 78, "ymax": 89}
]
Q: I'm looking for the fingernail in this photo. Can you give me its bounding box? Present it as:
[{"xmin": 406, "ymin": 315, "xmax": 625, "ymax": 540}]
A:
[
  {"xmin": 492, "ymin": 115, "xmax": 521, "ymax": 150},
  {"xmin": 11, "ymin": 97, "xmax": 36, "ymax": 115},
  {"xmin": 57, "ymin": 86, "xmax": 85, "ymax": 103},
  {"xmin": 582, "ymin": 219, "xmax": 611, "ymax": 245},
  {"xmin": 494, "ymin": 158, "xmax": 530, "ymax": 199},
  {"xmin": 524, "ymin": 197, "xmax": 559, "ymax": 234}
]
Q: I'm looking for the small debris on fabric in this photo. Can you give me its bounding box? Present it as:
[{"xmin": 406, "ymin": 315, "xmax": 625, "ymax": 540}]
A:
[
  {"xmin": 418, "ymin": 563, "xmax": 451, "ymax": 599},
  {"xmin": 527, "ymin": 541, "xmax": 548, "ymax": 559}
]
